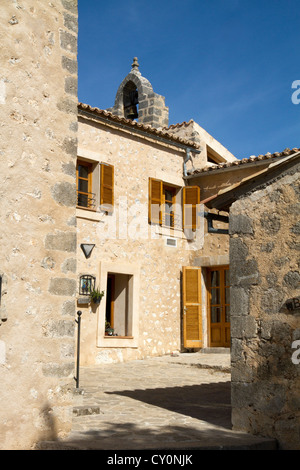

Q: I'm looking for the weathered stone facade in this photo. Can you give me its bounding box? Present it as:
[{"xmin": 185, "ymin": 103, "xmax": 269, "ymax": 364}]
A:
[
  {"xmin": 76, "ymin": 108, "xmax": 200, "ymax": 364},
  {"xmin": 74, "ymin": 41, "xmax": 248, "ymax": 367},
  {"xmin": 229, "ymin": 158, "xmax": 300, "ymax": 449},
  {"xmin": 0, "ymin": 0, "xmax": 78, "ymax": 450}
]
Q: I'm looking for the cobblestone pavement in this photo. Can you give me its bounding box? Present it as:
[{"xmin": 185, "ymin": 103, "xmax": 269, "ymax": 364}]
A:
[{"xmin": 47, "ymin": 353, "xmax": 277, "ymax": 450}]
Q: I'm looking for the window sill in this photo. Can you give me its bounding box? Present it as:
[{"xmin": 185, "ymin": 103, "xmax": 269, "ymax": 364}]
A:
[
  {"xmin": 155, "ymin": 224, "xmax": 184, "ymax": 239},
  {"xmin": 76, "ymin": 207, "xmax": 114, "ymax": 221},
  {"xmin": 98, "ymin": 335, "xmax": 138, "ymax": 348},
  {"xmin": 104, "ymin": 336, "xmax": 134, "ymax": 339},
  {"xmin": 76, "ymin": 207, "xmax": 103, "ymax": 221},
  {"xmin": 76, "ymin": 205, "xmax": 97, "ymax": 212}
]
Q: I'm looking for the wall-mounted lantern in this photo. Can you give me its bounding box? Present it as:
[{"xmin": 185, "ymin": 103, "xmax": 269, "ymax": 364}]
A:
[
  {"xmin": 79, "ymin": 275, "xmax": 96, "ymax": 296},
  {"xmin": 80, "ymin": 243, "xmax": 95, "ymax": 259}
]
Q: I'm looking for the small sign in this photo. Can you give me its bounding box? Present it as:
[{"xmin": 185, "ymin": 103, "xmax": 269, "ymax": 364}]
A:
[{"xmin": 77, "ymin": 297, "xmax": 90, "ymax": 305}]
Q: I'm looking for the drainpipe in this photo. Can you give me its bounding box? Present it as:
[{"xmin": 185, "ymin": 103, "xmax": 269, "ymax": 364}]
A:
[
  {"xmin": 204, "ymin": 211, "xmax": 229, "ymax": 234},
  {"xmin": 183, "ymin": 147, "xmax": 202, "ymax": 177}
]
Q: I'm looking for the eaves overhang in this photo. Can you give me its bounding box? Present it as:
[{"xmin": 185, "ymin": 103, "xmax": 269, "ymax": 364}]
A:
[
  {"xmin": 78, "ymin": 102, "xmax": 201, "ymax": 153},
  {"xmin": 185, "ymin": 147, "xmax": 300, "ymax": 179},
  {"xmin": 202, "ymin": 150, "xmax": 300, "ymax": 212}
]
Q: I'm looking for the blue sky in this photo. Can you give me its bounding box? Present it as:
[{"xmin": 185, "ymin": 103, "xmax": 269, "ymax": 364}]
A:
[{"xmin": 78, "ymin": 0, "xmax": 300, "ymax": 159}]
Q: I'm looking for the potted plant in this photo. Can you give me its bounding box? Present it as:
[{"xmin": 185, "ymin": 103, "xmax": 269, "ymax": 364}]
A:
[
  {"xmin": 105, "ymin": 321, "xmax": 115, "ymax": 336},
  {"xmin": 90, "ymin": 287, "xmax": 104, "ymax": 304}
]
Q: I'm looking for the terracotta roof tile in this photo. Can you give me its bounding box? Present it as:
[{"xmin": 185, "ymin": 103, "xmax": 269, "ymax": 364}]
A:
[
  {"xmin": 78, "ymin": 103, "xmax": 200, "ymax": 150},
  {"xmin": 204, "ymin": 150, "xmax": 300, "ymax": 211},
  {"xmin": 188, "ymin": 147, "xmax": 300, "ymax": 175},
  {"xmin": 164, "ymin": 120, "xmax": 195, "ymax": 130}
]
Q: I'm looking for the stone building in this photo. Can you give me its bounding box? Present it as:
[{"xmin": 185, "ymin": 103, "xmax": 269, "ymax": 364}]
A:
[
  {"xmin": 0, "ymin": 0, "xmax": 78, "ymax": 450},
  {"xmin": 75, "ymin": 59, "xmax": 243, "ymax": 365}
]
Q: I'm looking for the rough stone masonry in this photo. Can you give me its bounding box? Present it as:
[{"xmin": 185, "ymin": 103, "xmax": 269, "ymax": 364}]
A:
[
  {"xmin": 229, "ymin": 163, "xmax": 300, "ymax": 450},
  {"xmin": 0, "ymin": 0, "xmax": 78, "ymax": 450}
]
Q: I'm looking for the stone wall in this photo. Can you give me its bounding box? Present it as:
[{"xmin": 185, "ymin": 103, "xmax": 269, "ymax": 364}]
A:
[
  {"xmin": 0, "ymin": 0, "xmax": 78, "ymax": 450},
  {"xmin": 229, "ymin": 162, "xmax": 300, "ymax": 449}
]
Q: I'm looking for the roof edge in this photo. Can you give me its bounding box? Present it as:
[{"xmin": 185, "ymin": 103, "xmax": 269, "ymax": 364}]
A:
[
  {"xmin": 78, "ymin": 102, "xmax": 200, "ymax": 150},
  {"xmin": 204, "ymin": 151, "xmax": 300, "ymax": 211},
  {"xmin": 187, "ymin": 147, "xmax": 300, "ymax": 176}
]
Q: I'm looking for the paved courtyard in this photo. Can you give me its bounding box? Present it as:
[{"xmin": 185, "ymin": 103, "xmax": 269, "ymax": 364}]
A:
[{"xmin": 44, "ymin": 352, "xmax": 277, "ymax": 450}]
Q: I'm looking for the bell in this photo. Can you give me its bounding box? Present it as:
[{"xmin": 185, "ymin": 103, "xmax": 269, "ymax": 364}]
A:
[{"xmin": 126, "ymin": 105, "xmax": 138, "ymax": 120}]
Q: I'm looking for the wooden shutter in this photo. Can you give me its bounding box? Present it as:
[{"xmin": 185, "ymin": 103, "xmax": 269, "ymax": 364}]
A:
[
  {"xmin": 149, "ymin": 178, "xmax": 162, "ymax": 225},
  {"xmin": 182, "ymin": 266, "xmax": 202, "ymax": 348},
  {"xmin": 182, "ymin": 186, "xmax": 200, "ymax": 230},
  {"xmin": 100, "ymin": 163, "xmax": 114, "ymax": 211}
]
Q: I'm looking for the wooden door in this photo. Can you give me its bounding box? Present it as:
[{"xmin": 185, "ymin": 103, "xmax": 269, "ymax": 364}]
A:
[
  {"xmin": 208, "ymin": 266, "xmax": 230, "ymax": 347},
  {"xmin": 182, "ymin": 267, "xmax": 203, "ymax": 349}
]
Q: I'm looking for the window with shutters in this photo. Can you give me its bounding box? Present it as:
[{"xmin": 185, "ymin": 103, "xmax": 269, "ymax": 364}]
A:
[
  {"xmin": 76, "ymin": 159, "xmax": 114, "ymax": 213},
  {"xmin": 149, "ymin": 179, "xmax": 200, "ymax": 231},
  {"xmin": 148, "ymin": 178, "xmax": 179, "ymax": 228}
]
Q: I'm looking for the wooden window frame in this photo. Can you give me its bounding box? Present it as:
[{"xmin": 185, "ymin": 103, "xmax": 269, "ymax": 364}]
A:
[
  {"xmin": 76, "ymin": 160, "xmax": 95, "ymax": 210},
  {"xmin": 98, "ymin": 262, "xmax": 140, "ymax": 348},
  {"xmin": 104, "ymin": 273, "xmax": 134, "ymax": 340},
  {"xmin": 162, "ymin": 184, "xmax": 176, "ymax": 228}
]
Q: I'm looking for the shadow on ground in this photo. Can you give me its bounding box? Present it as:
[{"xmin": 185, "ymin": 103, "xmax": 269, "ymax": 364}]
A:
[
  {"xmin": 36, "ymin": 380, "xmax": 277, "ymax": 450},
  {"xmin": 106, "ymin": 381, "xmax": 232, "ymax": 429},
  {"xmin": 38, "ymin": 420, "xmax": 276, "ymax": 451}
]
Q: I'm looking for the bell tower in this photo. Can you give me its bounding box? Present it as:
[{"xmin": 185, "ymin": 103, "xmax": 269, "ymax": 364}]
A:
[{"xmin": 107, "ymin": 58, "xmax": 169, "ymax": 129}]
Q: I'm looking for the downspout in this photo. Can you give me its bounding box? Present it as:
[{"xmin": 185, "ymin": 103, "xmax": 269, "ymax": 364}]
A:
[
  {"xmin": 182, "ymin": 148, "xmax": 228, "ymax": 233},
  {"xmin": 204, "ymin": 211, "xmax": 229, "ymax": 234},
  {"xmin": 183, "ymin": 147, "xmax": 201, "ymax": 177}
]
